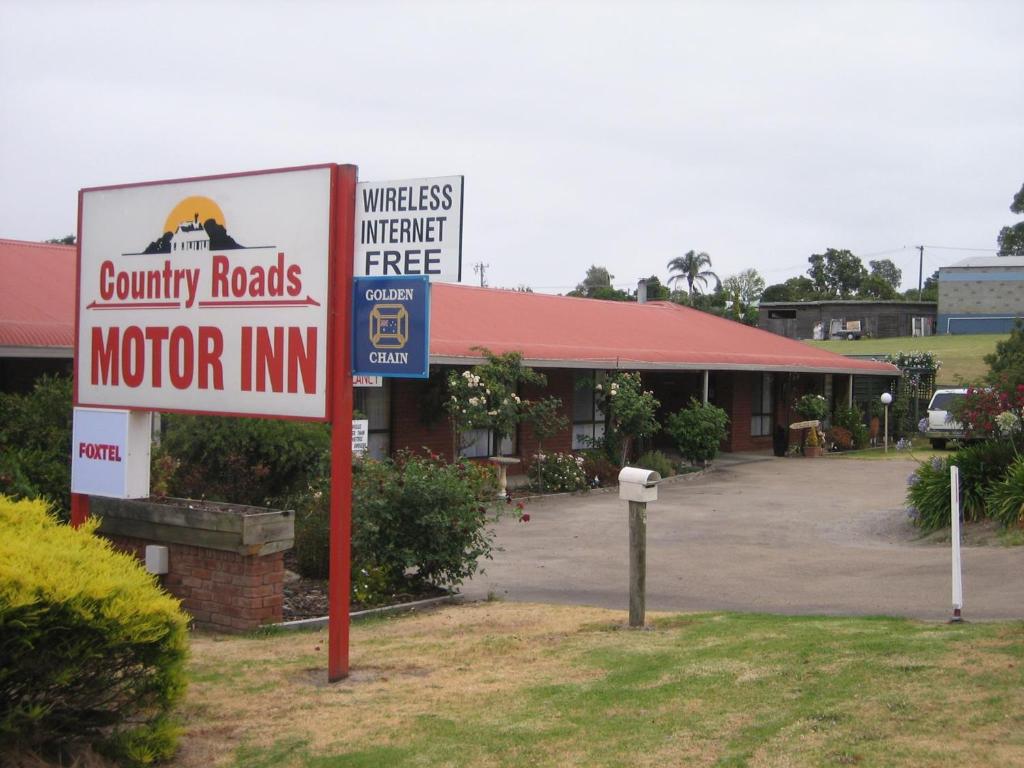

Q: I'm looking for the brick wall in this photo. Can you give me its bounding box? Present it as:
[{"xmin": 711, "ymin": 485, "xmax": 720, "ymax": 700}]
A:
[
  {"xmin": 390, "ymin": 378, "xmax": 453, "ymax": 460},
  {"xmin": 105, "ymin": 535, "xmax": 284, "ymax": 633},
  {"xmin": 723, "ymin": 372, "xmax": 772, "ymax": 453}
]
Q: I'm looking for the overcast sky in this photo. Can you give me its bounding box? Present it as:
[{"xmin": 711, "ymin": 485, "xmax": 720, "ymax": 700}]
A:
[{"xmin": 2, "ymin": 0, "xmax": 1022, "ymax": 294}]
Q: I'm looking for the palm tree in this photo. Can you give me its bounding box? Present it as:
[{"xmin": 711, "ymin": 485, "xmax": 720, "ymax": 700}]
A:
[{"xmin": 667, "ymin": 250, "xmax": 719, "ymax": 298}]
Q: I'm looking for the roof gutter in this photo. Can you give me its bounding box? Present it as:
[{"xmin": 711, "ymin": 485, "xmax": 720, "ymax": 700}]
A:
[{"xmin": 429, "ymin": 354, "xmax": 898, "ymax": 376}]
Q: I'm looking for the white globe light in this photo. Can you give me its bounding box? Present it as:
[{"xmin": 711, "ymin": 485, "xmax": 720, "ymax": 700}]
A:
[{"xmin": 880, "ymin": 392, "xmax": 893, "ymax": 405}]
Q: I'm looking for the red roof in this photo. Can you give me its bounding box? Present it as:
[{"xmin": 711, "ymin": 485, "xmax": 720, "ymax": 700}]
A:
[
  {"xmin": 431, "ymin": 284, "xmax": 897, "ymax": 375},
  {"xmin": 0, "ymin": 240, "xmax": 894, "ymax": 376},
  {"xmin": 0, "ymin": 239, "xmax": 76, "ymax": 351}
]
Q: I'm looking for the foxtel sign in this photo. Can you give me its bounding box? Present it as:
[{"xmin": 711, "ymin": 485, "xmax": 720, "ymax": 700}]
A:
[{"xmin": 76, "ymin": 166, "xmax": 334, "ymax": 420}]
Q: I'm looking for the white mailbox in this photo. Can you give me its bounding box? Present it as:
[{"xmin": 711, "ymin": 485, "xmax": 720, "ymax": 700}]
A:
[{"xmin": 618, "ymin": 466, "xmax": 661, "ymax": 503}]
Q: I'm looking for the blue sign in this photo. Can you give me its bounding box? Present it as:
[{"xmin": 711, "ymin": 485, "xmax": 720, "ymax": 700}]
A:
[{"xmin": 352, "ymin": 275, "xmax": 430, "ymax": 378}]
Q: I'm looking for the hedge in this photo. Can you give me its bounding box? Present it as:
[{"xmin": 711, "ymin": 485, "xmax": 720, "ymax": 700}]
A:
[{"xmin": 0, "ymin": 496, "xmax": 188, "ymax": 766}]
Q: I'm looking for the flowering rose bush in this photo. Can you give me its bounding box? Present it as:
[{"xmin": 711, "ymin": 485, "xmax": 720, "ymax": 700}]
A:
[
  {"xmin": 596, "ymin": 371, "xmax": 660, "ymax": 466},
  {"xmin": 445, "ymin": 349, "xmax": 545, "ymax": 457},
  {"xmin": 527, "ymin": 452, "xmax": 588, "ymax": 493}
]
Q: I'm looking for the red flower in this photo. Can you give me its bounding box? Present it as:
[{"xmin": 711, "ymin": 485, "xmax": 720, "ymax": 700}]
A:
[{"xmin": 520, "ymin": 513, "xmax": 531, "ymax": 523}]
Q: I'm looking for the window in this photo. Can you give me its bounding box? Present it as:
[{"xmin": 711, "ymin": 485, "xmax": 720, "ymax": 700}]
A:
[
  {"xmin": 354, "ymin": 381, "xmax": 391, "ymax": 460},
  {"xmin": 459, "ymin": 429, "xmax": 514, "ymax": 459},
  {"xmin": 750, "ymin": 373, "xmax": 773, "ymax": 437},
  {"xmin": 768, "ymin": 309, "xmax": 797, "ymax": 319},
  {"xmin": 572, "ymin": 371, "xmax": 606, "ymax": 449}
]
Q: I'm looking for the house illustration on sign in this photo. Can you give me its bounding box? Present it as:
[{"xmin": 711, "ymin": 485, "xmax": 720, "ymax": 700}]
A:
[{"xmin": 170, "ymin": 213, "xmax": 210, "ymax": 254}]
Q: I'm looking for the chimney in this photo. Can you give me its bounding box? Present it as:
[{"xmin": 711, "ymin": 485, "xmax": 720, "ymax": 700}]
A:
[{"xmin": 637, "ymin": 278, "xmax": 648, "ymax": 304}]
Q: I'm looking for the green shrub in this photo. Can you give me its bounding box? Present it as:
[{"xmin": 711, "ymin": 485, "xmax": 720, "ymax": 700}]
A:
[
  {"xmin": 0, "ymin": 376, "xmax": 73, "ymax": 521},
  {"xmin": 833, "ymin": 405, "xmax": 869, "ymax": 448},
  {"xmin": 989, "ymin": 457, "xmax": 1024, "ymax": 529},
  {"xmin": 526, "ymin": 452, "xmax": 588, "ymax": 493},
  {"xmin": 0, "ymin": 496, "xmax": 188, "ymax": 765},
  {"xmin": 635, "ymin": 450, "xmax": 675, "ymax": 479},
  {"xmin": 160, "ymin": 414, "xmax": 330, "ymax": 506},
  {"xmin": 905, "ymin": 456, "xmax": 951, "ymax": 532},
  {"xmin": 905, "ymin": 441, "xmax": 1017, "ymax": 531},
  {"xmin": 665, "ymin": 399, "xmax": 729, "ymax": 465},
  {"xmin": 953, "ymin": 440, "xmax": 1016, "ymax": 521},
  {"xmin": 794, "ymin": 393, "xmax": 828, "ymax": 421},
  {"xmin": 295, "ymin": 453, "xmax": 499, "ymax": 588}
]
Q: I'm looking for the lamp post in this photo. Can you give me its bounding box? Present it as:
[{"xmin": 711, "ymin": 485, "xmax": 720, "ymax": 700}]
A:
[{"xmin": 880, "ymin": 392, "xmax": 893, "ymax": 453}]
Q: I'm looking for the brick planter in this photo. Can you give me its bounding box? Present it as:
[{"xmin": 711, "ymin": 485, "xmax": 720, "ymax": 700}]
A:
[{"xmin": 92, "ymin": 496, "xmax": 293, "ymax": 633}]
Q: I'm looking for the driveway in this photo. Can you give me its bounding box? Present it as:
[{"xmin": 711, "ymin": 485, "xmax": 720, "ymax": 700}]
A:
[{"xmin": 462, "ymin": 454, "xmax": 1024, "ymax": 621}]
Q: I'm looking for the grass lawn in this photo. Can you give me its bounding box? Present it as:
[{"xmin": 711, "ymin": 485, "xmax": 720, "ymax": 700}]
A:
[
  {"xmin": 805, "ymin": 334, "xmax": 1007, "ymax": 386},
  {"xmin": 179, "ymin": 603, "xmax": 1024, "ymax": 767},
  {"xmin": 829, "ymin": 443, "xmax": 948, "ymax": 463}
]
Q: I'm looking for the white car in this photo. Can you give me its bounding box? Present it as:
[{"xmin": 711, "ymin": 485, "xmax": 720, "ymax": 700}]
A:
[{"xmin": 924, "ymin": 388, "xmax": 968, "ymax": 450}]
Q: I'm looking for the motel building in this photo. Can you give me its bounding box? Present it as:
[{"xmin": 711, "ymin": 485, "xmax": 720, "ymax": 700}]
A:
[
  {"xmin": 1, "ymin": 237, "xmax": 898, "ymax": 472},
  {"xmin": 362, "ymin": 283, "xmax": 898, "ymax": 470}
]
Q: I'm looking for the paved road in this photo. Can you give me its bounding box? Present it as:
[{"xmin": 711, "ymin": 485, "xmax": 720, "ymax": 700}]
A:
[{"xmin": 463, "ymin": 454, "xmax": 1024, "ymax": 621}]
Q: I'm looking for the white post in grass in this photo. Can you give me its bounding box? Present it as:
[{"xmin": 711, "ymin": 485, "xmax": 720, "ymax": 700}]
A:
[{"xmin": 950, "ymin": 465, "xmax": 964, "ymax": 622}]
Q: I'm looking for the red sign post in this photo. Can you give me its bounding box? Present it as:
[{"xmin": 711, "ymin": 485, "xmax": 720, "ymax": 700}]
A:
[{"xmin": 328, "ymin": 165, "xmax": 356, "ymax": 679}]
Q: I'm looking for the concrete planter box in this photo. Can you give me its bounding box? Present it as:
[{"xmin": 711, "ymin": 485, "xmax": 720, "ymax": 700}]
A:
[{"xmin": 91, "ymin": 496, "xmax": 294, "ymax": 556}]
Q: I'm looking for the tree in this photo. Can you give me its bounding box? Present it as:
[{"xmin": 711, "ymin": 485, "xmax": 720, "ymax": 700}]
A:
[
  {"xmin": 997, "ymin": 182, "xmax": 1024, "ymax": 257},
  {"xmin": 857, "ymin": 274, "xmax": 898, "ymax": 300},
  {"xmin": 667, "ymin": 250, "xmax": 719, "ymax": 298},
  {"xmin": 985, "ymin": 319, "xmax": 1024, "ymax": 389},
  {"xmin": 903, "ymin": 270, "xmax": 939, "ymax": 302},
  {"xmin": 806, "ymin": 248, "xmax": 866, "ymax": 297},
  {"xmin": 570, "ymin": 265, "xmax": 613, "ymax": 297},
  {"xmin": 868, "ymin": 259, "xmax": 902, "ymax": 291},
  {"xmin": 721, "ymin": 269, "xmax": 765, "ymax": 324},
  {"xmin": 762, "ymin": 276, "xmax": 817, "ymax": 303},
  {"xmin": 44, "ymin": 235, "xmax": 75, "ymax": 245}
]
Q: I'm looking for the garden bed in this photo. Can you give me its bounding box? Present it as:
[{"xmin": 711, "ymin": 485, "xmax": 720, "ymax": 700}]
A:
[{"xmin": 281, "ymin": 550, "xmax": 448, "ymax": 621}]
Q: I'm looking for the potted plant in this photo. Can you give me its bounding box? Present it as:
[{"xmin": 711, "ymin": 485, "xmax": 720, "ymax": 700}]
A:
[{"xmin": 804, "ymin": 424, "xmax": 823, "ymax": 457}]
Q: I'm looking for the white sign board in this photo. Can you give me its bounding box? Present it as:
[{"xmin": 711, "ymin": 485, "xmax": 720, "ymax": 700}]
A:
[
  {"xmin": 77, "ymin": 166, "xmax": 333, "ymax": 419},
  {"xmin": 354, "ymin": 175, "xmax": 463, "ymax": 283},
  {"xmin": 353, "ymin": 375, "xmax": 382, "ymax": 388},
  {"xmin": 71, "ymin": 408, "xmax": 152, "ymax": 498},
  {"xmin": 352, "ymin": 419, "xmax": 369, "ymax": 455}
]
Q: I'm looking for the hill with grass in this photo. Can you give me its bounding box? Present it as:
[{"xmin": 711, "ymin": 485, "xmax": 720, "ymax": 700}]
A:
[{"xmin": 805, "ymin": 333, "xmax": 1007, "ymax": 386}]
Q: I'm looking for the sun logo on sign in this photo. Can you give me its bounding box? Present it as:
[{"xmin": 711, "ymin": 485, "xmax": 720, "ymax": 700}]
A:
[{"xmin": 141, "ymin": 196, "xmax": 244, "ymax": 255}]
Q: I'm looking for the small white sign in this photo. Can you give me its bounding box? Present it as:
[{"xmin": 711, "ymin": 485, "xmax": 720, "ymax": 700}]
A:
[
  {"xmin": 352, "ymin": 419, "xmax": 369, "ymax": 455},
  {"xmin": 354, "ymin": 175, "xmax": 463, "ymax": 283},
  {"xmin": 71, "ymin": 407, "xmax": 152, "ymax": 498},
  {"xmin": 353, "ymin": 375, "xmax": 382, "ymax": 388}
]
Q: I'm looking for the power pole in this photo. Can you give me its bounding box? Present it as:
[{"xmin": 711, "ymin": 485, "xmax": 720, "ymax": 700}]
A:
[
  {"xmin": 917, "ymin": 245, "xmax": 924, "ymax": 297},
  {"xmin": 473, "ymin": 262, "xmax": 489, "ymax": 287}
]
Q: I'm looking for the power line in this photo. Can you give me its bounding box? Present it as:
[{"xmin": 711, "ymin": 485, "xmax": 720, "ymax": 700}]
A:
[{"xmin": 921, "ymin": 245, "xmax": 998, "ymax": 252}]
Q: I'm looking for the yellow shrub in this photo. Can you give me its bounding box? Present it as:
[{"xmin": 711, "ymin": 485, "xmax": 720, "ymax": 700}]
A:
[{"xmin": 0, "ymin": 496, "xmax": 188, "ymax": 765}]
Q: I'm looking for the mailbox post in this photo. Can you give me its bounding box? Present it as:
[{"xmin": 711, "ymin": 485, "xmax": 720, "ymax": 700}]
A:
[{"xmin": 618, "ymin": 467, "xmax": 661, "ymax": 628}]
